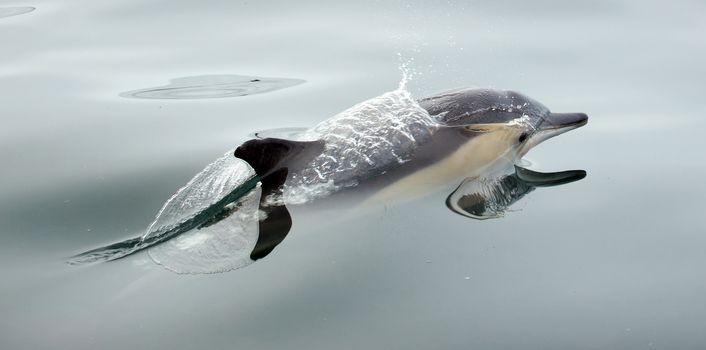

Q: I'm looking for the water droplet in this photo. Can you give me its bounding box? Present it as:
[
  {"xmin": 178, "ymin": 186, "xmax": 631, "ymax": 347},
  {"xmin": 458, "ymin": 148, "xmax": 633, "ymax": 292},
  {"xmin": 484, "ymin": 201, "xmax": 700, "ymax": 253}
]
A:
[{"xmin": 120, "ymin": 74, "xmax": 305, "ymax": 100}]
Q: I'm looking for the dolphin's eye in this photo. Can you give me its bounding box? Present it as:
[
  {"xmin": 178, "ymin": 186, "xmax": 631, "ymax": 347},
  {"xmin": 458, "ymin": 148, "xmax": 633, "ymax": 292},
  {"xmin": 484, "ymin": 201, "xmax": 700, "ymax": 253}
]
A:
[{"xmin": 518, "ymin": 132, "xmax": 529, "ymax": 143}]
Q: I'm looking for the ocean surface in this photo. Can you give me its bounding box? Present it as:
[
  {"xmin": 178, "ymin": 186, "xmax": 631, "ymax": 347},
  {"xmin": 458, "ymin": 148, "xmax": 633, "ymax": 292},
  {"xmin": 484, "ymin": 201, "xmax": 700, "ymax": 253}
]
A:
[{"xmin": 1, "ymin": 1, "xmax": 705, "ymax": 349}]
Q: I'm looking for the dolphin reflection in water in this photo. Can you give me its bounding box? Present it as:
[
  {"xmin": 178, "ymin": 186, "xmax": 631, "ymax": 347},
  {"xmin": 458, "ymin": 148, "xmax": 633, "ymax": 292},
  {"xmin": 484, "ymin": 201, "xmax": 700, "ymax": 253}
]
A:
[{"xmin": 69, "ymin": 87, "xmax": 588, "ymax": 273}]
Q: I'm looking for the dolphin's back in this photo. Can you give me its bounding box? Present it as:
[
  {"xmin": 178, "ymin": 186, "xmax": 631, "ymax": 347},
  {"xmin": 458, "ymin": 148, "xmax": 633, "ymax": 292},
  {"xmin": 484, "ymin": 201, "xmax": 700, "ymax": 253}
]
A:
[
  {"xmin": 281, "ymin": 89, "xmax": 439, "ymax": 203},
  {"xmin": 418, "ymin": 88, "xmax": 549, "ymax": 126}
]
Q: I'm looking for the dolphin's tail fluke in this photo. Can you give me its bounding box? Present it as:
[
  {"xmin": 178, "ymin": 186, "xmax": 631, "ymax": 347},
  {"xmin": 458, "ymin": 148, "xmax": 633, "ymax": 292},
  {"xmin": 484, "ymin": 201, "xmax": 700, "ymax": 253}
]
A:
[{"xmin": 67, "ymin": 236, "xmax": 146, "ymax": 265}]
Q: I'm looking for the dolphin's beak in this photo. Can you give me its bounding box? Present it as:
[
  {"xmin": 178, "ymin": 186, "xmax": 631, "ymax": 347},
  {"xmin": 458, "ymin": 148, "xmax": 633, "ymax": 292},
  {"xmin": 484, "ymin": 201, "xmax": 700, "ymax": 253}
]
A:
[
  {"xmin": 519, "ymin": 112, "xmax": 588, "ymax": 156},
  {"xmin": 542, "ymin": 112, "xmax": 588, "ymax": 131}
]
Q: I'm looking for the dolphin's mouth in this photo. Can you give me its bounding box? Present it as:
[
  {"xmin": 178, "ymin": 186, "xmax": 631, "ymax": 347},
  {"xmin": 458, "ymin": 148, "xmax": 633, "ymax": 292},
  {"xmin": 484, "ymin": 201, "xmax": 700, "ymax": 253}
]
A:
[{"xmin": 519, "ymin": 112, "xmax": 588, "ymax": 156}]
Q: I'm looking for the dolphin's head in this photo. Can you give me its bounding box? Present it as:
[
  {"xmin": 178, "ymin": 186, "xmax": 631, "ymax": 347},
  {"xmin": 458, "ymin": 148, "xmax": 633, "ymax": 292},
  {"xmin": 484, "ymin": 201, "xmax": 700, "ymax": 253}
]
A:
[{"xmin": 418, "ymin": 88, "xmax": 587, "ymax": 163}]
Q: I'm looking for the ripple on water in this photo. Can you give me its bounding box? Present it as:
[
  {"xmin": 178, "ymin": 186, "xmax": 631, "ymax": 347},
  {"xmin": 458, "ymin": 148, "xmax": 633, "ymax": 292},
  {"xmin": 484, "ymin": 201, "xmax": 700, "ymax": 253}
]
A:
[
  {"xmin": 0, "ymin": 7, "xmax": 35, "ymax": 19},
  {"xmin": 120, "ymin": 74, "xmax": 305, "ymax": 99},
  {"xmin": 251, "ymin": 127, "xmax": 310, "ymax": 140}
]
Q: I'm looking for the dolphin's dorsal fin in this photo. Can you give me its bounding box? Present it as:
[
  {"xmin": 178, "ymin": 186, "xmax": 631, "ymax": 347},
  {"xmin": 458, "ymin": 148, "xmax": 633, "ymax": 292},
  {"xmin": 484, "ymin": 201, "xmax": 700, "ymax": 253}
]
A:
[
  {"xmin": 446, "ymin": 166, "xmax": 586, "ymax": 219},
  {"xmin": 234, "ymin": 137, "xmax": 325, "ymax": 178},
  {"xmin": 230, "ymin": 138, "xmax": 325, "ymax": 261}
]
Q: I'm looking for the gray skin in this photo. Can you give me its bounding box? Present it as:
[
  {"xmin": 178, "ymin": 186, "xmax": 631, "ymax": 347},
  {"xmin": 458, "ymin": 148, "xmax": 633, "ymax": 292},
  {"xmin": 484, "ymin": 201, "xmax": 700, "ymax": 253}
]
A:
[{"xmin": 275, "ymin": 88, "xmax": 588, "ymax": 206}]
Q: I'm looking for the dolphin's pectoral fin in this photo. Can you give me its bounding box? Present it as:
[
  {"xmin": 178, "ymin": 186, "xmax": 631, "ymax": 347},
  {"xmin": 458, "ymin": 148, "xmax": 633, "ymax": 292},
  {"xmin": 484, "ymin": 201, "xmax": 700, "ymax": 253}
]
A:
[{"xmin": 445, "ymin": 166, "xmax": 586, "ymax": 219}]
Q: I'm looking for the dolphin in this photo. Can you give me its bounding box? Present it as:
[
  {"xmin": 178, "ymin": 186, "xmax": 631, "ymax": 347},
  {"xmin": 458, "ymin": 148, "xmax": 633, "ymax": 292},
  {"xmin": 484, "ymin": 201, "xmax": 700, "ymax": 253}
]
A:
[{"xmin": 68, "ymin": 87, "xmax": 587, "ymax": 273}]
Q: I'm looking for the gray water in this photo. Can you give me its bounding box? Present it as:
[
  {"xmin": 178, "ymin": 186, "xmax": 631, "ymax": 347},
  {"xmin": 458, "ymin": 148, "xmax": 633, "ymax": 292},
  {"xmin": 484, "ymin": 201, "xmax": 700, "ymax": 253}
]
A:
[{"xmin": 2, "ymin": 1, "xmax": 705, "ymax": 349}]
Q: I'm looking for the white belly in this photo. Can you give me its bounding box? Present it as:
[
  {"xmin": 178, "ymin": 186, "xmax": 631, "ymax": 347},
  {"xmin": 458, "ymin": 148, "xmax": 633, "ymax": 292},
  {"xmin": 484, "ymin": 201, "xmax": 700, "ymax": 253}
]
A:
[{"xmin": 365, "ymin": 131, "xmax": 517, "ymax": 204}]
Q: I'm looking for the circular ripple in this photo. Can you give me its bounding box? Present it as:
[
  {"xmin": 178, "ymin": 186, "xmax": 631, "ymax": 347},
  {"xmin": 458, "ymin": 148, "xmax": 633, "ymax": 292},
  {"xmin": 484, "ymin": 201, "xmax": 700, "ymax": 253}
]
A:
[
  {"xmin": 251, "ymin": 127, "xmax": 310, "ymax": 140},
  {"xmin": 0, "ymin": 7, "xmax": 35, "ymax": 19},
  {"xmin": 120, "ymin": 74, "xmax": 305, "ymax": 99}
]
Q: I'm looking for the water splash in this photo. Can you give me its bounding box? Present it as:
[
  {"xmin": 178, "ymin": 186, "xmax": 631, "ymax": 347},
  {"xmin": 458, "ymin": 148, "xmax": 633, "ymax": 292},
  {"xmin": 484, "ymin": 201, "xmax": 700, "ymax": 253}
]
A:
[
  {"xmin": 143, "ymin": 151, "xmax": 257, "ymax": 240},
  {"xmin": 283, "ymin": 86, "xmax": 436, "ymax": 203},
  {"xmin": 396, "ymin": 53, "xmax": 418, "ymax": 91},
  {"xmin": 67, "ymin": 151, "xmax": 259, "ymax": 266},
  {"xmin": 120, "ymin": 74, "xmax": 305, "ymax": 100},
  {"xmin": 148, "ymin": 184, "xmax": 261, "ymax": 274},
  {"xmin": 0, "ymin": 7, "xmax": 35, "ymax": 19}
]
